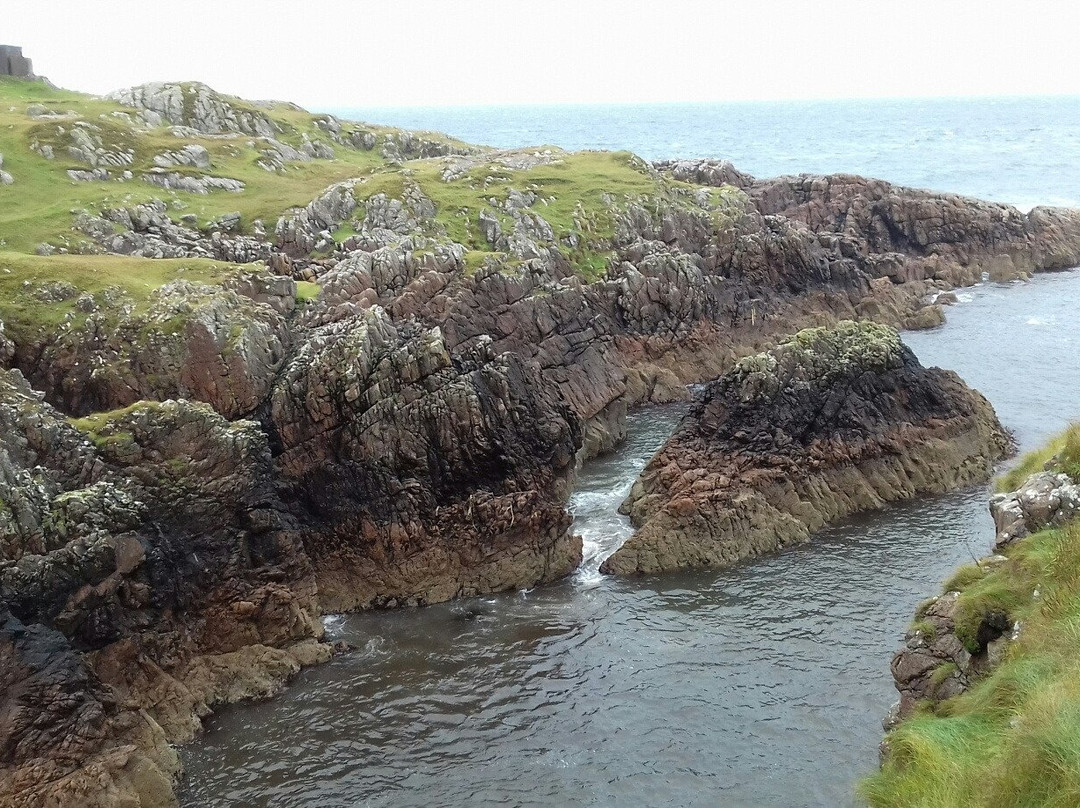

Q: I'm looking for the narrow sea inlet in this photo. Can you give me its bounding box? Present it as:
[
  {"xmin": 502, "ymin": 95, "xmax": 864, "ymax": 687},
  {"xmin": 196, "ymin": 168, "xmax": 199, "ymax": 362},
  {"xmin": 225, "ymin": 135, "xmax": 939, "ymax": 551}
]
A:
[{"xmin": 179, "ymin": 272, "xmax": 1080, "ymax": 808}]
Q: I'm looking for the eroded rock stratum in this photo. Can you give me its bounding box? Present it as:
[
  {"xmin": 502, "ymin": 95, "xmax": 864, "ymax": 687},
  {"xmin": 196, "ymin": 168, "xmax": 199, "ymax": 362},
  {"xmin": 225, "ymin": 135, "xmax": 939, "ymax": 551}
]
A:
[
  {"xmin": 601, "ymin": 321, "xmax": 1013, "ymax": 575},
  {"xmin": 0, "ymin": 74, "xmax": 1076, "ymax": 806}
]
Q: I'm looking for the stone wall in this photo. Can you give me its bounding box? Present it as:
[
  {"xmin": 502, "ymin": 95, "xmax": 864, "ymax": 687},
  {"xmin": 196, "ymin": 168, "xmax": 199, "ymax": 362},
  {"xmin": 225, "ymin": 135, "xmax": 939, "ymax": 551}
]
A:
[{"xmin": 0, "ymin": 45, "xmax": 35, "ymax": 79}]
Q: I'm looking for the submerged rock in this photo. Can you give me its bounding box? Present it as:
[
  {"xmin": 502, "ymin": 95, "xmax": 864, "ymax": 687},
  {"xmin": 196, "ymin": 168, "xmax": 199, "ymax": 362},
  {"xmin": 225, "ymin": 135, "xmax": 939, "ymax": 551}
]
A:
[{"xmin": 601, "ymin": 321, "xmax": 1013, "ymax": 575}]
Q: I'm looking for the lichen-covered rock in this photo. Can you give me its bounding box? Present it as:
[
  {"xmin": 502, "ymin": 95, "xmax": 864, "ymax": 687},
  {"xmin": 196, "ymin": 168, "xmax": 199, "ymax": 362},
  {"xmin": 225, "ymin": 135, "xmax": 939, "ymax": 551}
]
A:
[
  {"xmin": 269, "ymin": 307, "xmax": 583, "ymax": 609},
  {"xmin": 75, "ymin": 198, "xmax": 272, "ymax": 262},
  {"xmin": 19, "ymin": 277, "xmax": 291, "ymax": 419},
  {"xmin": 990, "ymin": 471, "xmax": 1080, "ymax": 548},
  {"xmin": 274, "ymin": 180, "xmax": 359, "ymax": 256},
  {"xmin": 107, "ymin": 82, "xmax": 280, "ymax": 137},
  {"xmin": 141, "ymin": 170, "xmax": 245, "ymax": 194},
  {"xmin": 601, "ymin": 321, "xmax": 1013, "ymax": 575},
  {"xmin": 0, "ymin": 372, "xmax": 325, "ymax": 807}
]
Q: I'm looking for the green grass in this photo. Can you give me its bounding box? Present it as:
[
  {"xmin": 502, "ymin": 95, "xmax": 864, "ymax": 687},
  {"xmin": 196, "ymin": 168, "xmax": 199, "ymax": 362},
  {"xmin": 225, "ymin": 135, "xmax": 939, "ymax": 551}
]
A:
[
  {"xmin": 67, "ymin": 400, "xmax": 167, "ymax": 450},
  {"xmin": 997, "ymin": 424, "xmax": 1080, "ymax": 492},
  {"xmin": 0, "ymin": 76, "xmax": 752, "ymax": 329},
  {"xmin": 294, "ymin": 280, "xmax": 320, "ymax": 302},
  {"xmin": 342, "ymin": 149, "xmax": 737, "ymax": 282},
  {"xmin": 0, "ymin": 251, "xmax": 252, "ymax": 342},
  {"xmin": 0, "ymin": 77, "xmax": 408, "ymax": 251},
  {"xmin": 862, "ymin": 518, "xmax": 1080, "ymax": 807}
]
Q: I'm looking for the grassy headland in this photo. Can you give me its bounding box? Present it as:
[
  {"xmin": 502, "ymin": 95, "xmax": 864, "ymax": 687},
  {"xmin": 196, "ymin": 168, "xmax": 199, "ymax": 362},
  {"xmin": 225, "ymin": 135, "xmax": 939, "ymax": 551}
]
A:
[
  {"xmin": 0, "ymin": 75, "xmax": 746, "ymax": 294},
  {"xmin": 863, "ymin": 426, "xmax": 1080, "ymax": 807}
]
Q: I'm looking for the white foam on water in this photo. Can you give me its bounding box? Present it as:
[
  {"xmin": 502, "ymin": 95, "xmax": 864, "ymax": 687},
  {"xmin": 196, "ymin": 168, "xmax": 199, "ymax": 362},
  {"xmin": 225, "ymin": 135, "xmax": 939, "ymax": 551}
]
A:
[
  {"xmin": 567, "ymin": 405, "xmax": 688, "ymax": 587},
  {"xmin": 321, "ymin": 613, "xmax": 346, "ymax": 636}
]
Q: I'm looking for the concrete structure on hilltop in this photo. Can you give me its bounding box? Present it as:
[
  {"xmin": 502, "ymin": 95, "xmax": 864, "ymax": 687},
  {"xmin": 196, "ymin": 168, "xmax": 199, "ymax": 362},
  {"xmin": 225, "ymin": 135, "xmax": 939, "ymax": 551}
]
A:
[{"xmin": 0, "ymin": 45, "xmax": 35, "ymax": 79}]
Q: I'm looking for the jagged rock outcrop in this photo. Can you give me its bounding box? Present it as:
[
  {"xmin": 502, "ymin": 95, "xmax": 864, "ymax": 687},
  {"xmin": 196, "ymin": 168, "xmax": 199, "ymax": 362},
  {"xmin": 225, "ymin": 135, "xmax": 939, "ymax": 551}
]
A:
[
  {"xmin": 601, "ymin": 321, "xmax": 1013, "ymax": 575},
  {"xmin": 888, "ymin": 463, "xmax": 1080, "ymax": 724},
  {"xmin": 0, "ymin": 320, "xmax": 13, "ymax": 366},
  {"xmin": 990, "ymin": 471, "xmax": 1080, "ymax": 548},
  {"xmin": 887, "ymin": 583, "xmax": 1014, "ymax": 725},
  {"xmin": 73, "ymin": 199, "xmax": 272, "ymax": 262},
  {"xmin": 107, "ymin": 82, "xmax": 281, "ymax": 137},
  {"xmin": 268, "ymin": 308, "xmax": 583, "ymax": 609},
  {"xmin": 141, "ymin": 170, "xmax": 244, "ymax": 194},
  {"xmin": 15, "ymin": 271, "xmax": 293, "ymax": 419},
  {"xmin": 0, "ymin": 370, "xmax": 327, "ymax": 807},
  {"xmin": 655, "ymin": 161, "xmax": 1080, "ymax": 285}
]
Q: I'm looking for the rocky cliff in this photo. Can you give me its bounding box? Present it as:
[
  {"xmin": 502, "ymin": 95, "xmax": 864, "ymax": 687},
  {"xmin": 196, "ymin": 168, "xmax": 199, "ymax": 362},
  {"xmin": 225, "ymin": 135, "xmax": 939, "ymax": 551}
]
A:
[
  {"xmin": 601, "ymin": 321, "xmax": 1013, "ymax": 575},
  {"xmin": 0, "ymin": 76, "xmax": 1077, "ymax": 806}
]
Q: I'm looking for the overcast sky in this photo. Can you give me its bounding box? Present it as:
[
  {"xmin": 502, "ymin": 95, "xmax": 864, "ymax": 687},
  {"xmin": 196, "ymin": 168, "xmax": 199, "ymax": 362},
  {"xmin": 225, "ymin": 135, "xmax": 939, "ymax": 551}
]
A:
[{"xmin": 7, "ymin": 1, "xmax": 1080, "ymax": 109}]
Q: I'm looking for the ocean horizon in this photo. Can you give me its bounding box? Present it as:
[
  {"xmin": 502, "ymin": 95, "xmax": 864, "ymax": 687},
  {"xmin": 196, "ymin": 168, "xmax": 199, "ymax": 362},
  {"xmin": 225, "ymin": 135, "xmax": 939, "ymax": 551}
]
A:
[{"xmin": 327, "ymin": 94, "xmax": 1080, "ymax": 211}]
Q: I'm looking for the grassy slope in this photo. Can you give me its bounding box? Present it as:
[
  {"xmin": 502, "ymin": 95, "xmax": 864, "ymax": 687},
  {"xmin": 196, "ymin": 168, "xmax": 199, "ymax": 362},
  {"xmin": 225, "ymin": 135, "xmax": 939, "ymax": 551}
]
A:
[
  {"xmin": 0, "ymin": 76, "xmax": 744, "ymax": 294},
  {"xmin": 864, "ymin": 426, "xmax": 1080, "ymax": 808},
  {"xmin": 0, "ymin": 77, "xmax": 394, "ymax": 251},
  {"xmin": 0, "ymin": 251, "xmax": 252, "ymax": 342}
]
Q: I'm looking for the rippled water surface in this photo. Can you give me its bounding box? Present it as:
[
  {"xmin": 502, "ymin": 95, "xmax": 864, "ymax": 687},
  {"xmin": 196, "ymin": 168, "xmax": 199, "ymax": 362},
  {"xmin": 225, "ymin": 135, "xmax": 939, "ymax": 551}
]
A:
[
  {"xmin": 331, "ymin": 97, "xmax": 1080, "ymax": 211},
  {"xmin": 180, "ymin": 270, "xmax": 1080, "ymax": 807}
]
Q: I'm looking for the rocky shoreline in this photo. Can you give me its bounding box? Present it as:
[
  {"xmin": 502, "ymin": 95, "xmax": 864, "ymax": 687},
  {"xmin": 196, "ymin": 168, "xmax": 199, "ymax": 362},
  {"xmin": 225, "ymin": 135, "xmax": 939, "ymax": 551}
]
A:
[
  {"xmin": 865, "ymin": 428, "xmax": 1080, "ymax": 806},
  {"xmin": 1, "ymin": 77, "xmax": 1080, "ymax": 806},
  {"xmin": 601, "ymin": 321, "xmax": 1013, "ymax": 575},
  {"xmin": 888, "ymin": 467, "xmax": 1080, "ymax": 722}
]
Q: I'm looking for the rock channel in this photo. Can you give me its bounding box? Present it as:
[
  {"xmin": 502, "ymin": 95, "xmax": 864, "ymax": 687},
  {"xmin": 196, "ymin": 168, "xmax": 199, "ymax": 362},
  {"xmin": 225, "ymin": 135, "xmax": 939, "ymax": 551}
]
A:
[
  {"xmin": 2, "ymin": 80, "xmax": 1080, "ymax": 807},
  {"xmin": 602, "ymin": 321, "xmax": 1013, "ymax": 575}
]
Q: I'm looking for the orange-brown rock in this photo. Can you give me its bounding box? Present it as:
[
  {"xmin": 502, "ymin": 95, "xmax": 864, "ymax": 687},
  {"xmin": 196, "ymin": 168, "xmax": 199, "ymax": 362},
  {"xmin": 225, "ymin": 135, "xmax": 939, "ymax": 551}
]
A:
[{"xmin": 601, "ymin": 321, "xmax": 1013, "ymax": 575}]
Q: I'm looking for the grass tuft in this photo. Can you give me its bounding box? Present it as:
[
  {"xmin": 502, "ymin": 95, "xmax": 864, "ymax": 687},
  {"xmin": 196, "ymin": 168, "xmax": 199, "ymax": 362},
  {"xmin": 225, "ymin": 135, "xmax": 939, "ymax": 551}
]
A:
[
  {"xmin": 862, "ymin": 519, "xmax": 1080, "ymax": 806},
  {"xmin": 997, "ymin": 424, "xmax": 1080, "ymax": 491}
]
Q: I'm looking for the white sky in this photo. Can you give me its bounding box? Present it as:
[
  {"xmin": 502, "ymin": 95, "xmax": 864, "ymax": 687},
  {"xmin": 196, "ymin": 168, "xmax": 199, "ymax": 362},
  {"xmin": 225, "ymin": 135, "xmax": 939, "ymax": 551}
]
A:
[{"xmin": 6, "ymin": 0, "xmax": 1080, "ymax": 109}]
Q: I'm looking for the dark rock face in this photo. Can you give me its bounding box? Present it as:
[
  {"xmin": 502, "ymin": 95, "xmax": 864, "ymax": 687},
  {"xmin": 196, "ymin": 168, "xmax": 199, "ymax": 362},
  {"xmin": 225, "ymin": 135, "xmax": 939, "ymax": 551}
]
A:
[
  {"xmin": 268, "ymin": 309, "xmax": 583, "ymax": 609},
  {"xmin": 0, "ymin": 370, "xmax": 326, "ymax": 806},
  {"xmin": 601, "ymin": 321, "xmax": 1013, "ymax": 575}
]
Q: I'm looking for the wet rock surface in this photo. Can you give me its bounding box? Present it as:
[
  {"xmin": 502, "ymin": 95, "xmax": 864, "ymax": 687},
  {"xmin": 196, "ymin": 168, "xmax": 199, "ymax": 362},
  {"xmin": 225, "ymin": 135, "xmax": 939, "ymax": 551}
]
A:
[
  {"xmin": 4, "ymin": 83, "xmax": 1080, "ymax": 806},
  {"xmin": 601, "ymin": 321, "xmax": 1013, "ymax": 575}
]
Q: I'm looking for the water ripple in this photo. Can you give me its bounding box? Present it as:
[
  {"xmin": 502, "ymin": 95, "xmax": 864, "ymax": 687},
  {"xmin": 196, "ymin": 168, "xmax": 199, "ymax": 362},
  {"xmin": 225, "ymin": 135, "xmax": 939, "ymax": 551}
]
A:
[{"xmin": 180, "ymin": 270, "xmax": 1080, "ymax": 808}]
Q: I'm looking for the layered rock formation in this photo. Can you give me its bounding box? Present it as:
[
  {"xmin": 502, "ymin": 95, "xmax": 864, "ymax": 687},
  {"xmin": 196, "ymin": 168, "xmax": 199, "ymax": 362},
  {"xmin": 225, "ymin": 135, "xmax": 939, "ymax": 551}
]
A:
[
  {"xmin": 660, "ymin": 161, "xmax": 1080, "ymax": 285},
  {"xmin": 268, "ymin": 309, "xmax": 582, "ymax": 610},
  {"xmin": 601, "ymin": 321, "xmax": 1013, "ymax": 575},
  {"xmin": 0, "ymin": 370, "xmax": 328, "ymax": 806},
  {"xmin": 2, "ymin": 75, "xmax": 1080, "ymax": 806}
]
